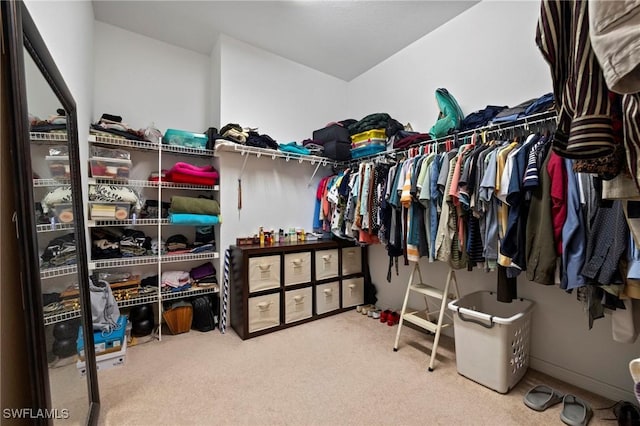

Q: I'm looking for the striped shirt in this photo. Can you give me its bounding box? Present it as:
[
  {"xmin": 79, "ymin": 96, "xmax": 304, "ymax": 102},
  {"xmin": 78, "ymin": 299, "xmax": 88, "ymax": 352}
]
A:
[{"xmin": 536, "ymin": 0, "xmax": 616, "ymax": 159}]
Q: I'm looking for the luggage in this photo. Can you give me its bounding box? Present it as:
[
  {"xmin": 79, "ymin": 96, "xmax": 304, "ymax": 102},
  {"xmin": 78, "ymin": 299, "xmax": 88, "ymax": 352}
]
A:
[
  {"xmin": 323, "ymin": 140, "xmax": 352, "ymax": 161},
  {"xmin": 312, "ymin": 123, "xmax": 350, "ymax": 145},
  {"xmin": 191, "ymin": 295, "xmax": 218, "ymax": 332}
]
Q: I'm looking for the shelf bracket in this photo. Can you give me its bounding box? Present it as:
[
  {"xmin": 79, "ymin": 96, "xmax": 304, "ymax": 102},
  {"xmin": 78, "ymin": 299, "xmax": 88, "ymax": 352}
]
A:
[{"xmin": 307, "ymin": 161, "xmax": 322, "ymax": 188}]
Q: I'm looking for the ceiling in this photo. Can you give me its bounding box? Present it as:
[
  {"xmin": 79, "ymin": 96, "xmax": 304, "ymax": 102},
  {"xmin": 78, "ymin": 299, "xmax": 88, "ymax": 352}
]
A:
[{"xmin": 92, "ymin": 1, "xmax": 478, "ymax": 81}]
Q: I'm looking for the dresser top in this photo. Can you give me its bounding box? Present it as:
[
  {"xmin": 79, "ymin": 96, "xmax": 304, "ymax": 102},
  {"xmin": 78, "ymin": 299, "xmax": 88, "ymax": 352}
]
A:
[{"xmin": 231, "ymin": 239, "xmax": 357, "ymax": 255}]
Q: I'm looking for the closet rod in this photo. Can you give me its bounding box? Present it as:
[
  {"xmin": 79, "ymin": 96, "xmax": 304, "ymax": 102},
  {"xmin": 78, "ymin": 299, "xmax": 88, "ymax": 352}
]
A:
[{"xmin": 346, "ymin": 110, "xmax": 558, "ymax": 166}]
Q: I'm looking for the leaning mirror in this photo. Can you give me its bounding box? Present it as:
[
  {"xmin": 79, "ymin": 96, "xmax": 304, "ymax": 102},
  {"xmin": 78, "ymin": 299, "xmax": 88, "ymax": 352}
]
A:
[{"xmin": 2, "ymin": 1, "xmax": 99, "ymax": 424}]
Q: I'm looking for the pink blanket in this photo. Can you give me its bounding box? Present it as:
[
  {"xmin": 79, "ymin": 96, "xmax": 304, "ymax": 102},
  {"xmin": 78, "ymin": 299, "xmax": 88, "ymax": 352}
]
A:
[{"xmin": 166, "ymin": 162, "xmax": 219, "ymax": 186}]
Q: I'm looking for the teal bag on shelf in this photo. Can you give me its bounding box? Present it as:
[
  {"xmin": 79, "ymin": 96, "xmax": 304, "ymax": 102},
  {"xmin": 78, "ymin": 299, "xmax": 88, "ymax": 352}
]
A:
[{"xmin": 429, "ymin": 88, "xmax": 464, "ymax": 139}]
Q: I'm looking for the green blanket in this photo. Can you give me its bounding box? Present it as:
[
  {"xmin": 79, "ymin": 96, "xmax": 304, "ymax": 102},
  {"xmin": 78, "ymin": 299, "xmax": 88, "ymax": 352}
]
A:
[{"xmin": 170, "ymin": 196, "xmax": 220, "ymax": 215}]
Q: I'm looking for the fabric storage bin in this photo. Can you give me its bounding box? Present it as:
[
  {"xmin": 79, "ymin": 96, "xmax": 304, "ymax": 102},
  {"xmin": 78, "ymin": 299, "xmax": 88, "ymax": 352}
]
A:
[
  {"xmin": 323, "ymin": 140, "xmax": 351, "ymax": 161},
  {"xmin": 312, "ymin": 123, "xmax": 350, "ymax": 145},
  {"xmin": 163, "ymin": 129, "xmax": 208, "ymax": 149},
  {"xmin": 248, "ymin": 255, "xmax": 281, "ymax": 293},
  {"xmin": 248, "ymin": 293, "xmax": 280, "ymax": 333},
  {"xmin": 316, "ymin": 281, "xmax": 340, "ymax": 314},
  {"xmin": 284, "ymin": 252, "xmax": 311, "ymax": 286},
  {"xmin": 285, "ymin": 287, "xmax": 313, "ymax": 324},
  {"xmin": 46, "ymin": 155, "xmax": 70, "ymax": 179},
  {"xmin": 315, "ymin": 249, "xmax": 339, "ymax": 280},
  {"xmin": 89, "ymin": 156, "xmax": 132, "ymax": 180},
  {"xmin": 341, "ymin": 247, "xmax": 362, "ymax": 275},
  {"xmin": 341, "ymin": 277, "xmax": 364, "ymax": 308},
  {"xmin": 447, "ymin": 291, "xmax": 534, "ymax": 393},
  {"xmin": 89, "ymin": 202, "xmax": 131, "ymax": 220}
]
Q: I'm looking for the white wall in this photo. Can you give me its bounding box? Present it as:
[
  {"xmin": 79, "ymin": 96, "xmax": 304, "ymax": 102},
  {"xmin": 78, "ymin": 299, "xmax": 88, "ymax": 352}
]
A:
[
  {"xmin": 350, "ymin": 1, "xmax": 639, "ymax": 403},
  {"xmin": 25, "ymin": 0, "xmax": 95, "ymax": 207},
  {"xmin": 219, "ymin": 34, "xmax": 349, "ymax": 143},
  {"xmin": 216, "ymin": 34, "xmax": 347, "ymax": 258},
  {"xmin": 93, "ymin": 21, "xmax": 211, "ymax": 133},
  {"xmin": 209, "ymin": 39, "xmax": 222, "ymax": 129},
  {"xmin": 348, "ymin": 1, "xmax": 551, "ymax": 132}
]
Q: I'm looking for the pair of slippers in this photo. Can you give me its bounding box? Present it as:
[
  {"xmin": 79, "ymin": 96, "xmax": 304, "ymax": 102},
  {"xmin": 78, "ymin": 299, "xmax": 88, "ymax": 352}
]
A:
[{"xmin": 524, "ymin": 385, "xmax": 592, "ymax": 426}]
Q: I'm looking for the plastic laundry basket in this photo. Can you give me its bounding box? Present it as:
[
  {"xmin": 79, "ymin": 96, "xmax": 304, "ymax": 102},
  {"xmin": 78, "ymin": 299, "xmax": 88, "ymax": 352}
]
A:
[{"xmin": 447, "ymin": 291, "xmax": 534, "ymax": 394}]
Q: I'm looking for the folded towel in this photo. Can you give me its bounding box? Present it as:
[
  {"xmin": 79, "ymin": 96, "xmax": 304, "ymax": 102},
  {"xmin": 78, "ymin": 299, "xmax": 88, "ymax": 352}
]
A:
[
  {"xmin": 170, "ymin": 196, "xmax": 220, "ymax": 215},
  {"xmin": 168, "ymin": 213, "xmax": 220, "ymax": 225},
  {"xmin": 166, "ymin": 162, "xmax": 219, "ymax": 186}
]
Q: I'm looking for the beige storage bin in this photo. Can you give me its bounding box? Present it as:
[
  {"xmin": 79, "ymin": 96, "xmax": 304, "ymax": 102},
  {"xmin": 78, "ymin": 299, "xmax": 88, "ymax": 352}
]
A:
[
  {"xmin": 284, "ymin": 252, "xmax": 311, "ymax": 286},
  {"xmin": 315, "ymin": 249, "xmax": 339, "ymax": 280},
  {"xmin": 315, "ymin": 281, "xmax": 340, "ymax": 314},
  {"xmin": 341, "ymin": 247, "xmax": 362, "ymax": 275},
  {"xmin": 342, "ymin": 277, "xmax": 364, "ymax": 308},
  {"xmin": 285, "ymin": 287, "xmax": 313, "ymax": 324},
  {"xmin": 248, "ymin": 255, "xmax": 281, "ymax": 293},
  {"xmin": 248, "ymin": 293, "xmax": 280, "ymax": 333}
]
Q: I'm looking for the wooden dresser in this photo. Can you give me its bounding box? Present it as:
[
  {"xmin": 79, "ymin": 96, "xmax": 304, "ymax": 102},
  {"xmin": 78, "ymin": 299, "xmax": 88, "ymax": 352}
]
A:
[{"xmin": 229, "ymin": 240, "xmax": 366, "ymax": 340}]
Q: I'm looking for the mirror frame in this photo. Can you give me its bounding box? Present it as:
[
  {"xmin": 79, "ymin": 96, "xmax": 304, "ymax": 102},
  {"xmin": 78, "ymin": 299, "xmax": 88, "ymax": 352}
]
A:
[{"xmin": 2, "ymin": 1, "xmax": 99, "ymax": 423}]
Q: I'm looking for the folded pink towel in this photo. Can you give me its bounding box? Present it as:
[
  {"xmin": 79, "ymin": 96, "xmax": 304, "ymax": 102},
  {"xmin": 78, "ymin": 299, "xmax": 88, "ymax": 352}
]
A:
[{"xmin": 166, "ymin": 162, "xmax": 219, "ymax": 186}]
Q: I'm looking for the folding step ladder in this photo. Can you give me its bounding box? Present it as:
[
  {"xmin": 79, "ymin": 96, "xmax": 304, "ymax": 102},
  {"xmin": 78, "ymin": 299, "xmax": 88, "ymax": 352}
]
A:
[{"xmin": 393, "ymin": 264, "xmax": 460, "ymax": 371}]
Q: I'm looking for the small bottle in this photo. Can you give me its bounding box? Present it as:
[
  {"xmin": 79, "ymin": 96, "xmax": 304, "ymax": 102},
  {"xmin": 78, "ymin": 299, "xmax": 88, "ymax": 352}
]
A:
[
  {"xmin": 259, "ymin": 227, "xmax": 265, "ymax": 246},
  {"xmin": 279, "ymin": 229, "xmax": 285, "ymax": 244}
]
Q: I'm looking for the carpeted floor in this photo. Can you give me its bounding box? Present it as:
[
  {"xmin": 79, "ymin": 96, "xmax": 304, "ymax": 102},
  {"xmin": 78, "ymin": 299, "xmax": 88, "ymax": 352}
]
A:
[{"xmin": 53, "ymin": 311, "xmax": 617, "ymax": 425}]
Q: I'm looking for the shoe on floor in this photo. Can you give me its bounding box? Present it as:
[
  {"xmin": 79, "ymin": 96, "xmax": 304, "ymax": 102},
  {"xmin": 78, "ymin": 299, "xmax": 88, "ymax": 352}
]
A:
[
  {"xmin": 523, "ymin": 384, "xmax": 563, "ymax": 411},
  {"xmin": 560, "ymin": 394, "xmax": 592, "ymax": 426}
]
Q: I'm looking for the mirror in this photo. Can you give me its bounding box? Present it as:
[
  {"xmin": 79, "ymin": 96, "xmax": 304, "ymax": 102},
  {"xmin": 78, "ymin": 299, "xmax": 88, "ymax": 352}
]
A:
[{"xmin": 2, "ymin": 1, "xmax": 99, "ymax": 424}]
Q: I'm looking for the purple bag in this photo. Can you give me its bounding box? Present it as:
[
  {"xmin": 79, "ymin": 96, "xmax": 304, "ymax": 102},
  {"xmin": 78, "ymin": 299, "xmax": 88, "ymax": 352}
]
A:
[{"xmin": 190, "ymin": 262, "xmax": 216, "ymax": 282}]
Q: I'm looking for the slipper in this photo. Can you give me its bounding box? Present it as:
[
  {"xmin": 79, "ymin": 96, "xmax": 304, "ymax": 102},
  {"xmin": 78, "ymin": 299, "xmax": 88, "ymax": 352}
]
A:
[
  {"xmin": 523, "ymin": 384, "xmax": 564, "ymax": 411},
  {"xmin": 561, "ymin": 394, "xmax": 593, "ymax": 426}
]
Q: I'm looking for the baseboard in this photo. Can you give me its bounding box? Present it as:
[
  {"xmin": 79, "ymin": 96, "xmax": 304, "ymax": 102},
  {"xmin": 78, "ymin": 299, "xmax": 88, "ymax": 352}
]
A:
[{"xmin": 530, "ymin": 356, "xmax": 635, "ymax": 403}]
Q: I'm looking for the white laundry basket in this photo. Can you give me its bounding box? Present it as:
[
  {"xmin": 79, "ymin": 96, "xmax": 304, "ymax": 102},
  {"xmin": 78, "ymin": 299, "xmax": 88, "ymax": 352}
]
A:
[{"xmin": 447, "ymin": 291, "xmax": 534, "ymax": 393}]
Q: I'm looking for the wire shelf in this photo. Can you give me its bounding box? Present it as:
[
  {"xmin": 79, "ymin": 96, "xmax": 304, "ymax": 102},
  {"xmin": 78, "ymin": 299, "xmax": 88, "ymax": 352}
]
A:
[
  {"xmin": 116, "ymin": 290, "xmax": 159, "ymax": 308},
  {"xmin": 89, "ymin": 133, "xmax": 215, "ymax": 157},
  {"xmin": 43, "ymin": 309, "xmax": 81, "ymax": 326},
  {"xmin": 87, "ymin": 218, "xmax": 170, "ymax": 227},
  {"xmin": 88, "ymin": 178, "xmax": 218, "ymax": 191},
  {"xmin": 33, "ymin": 178, "xmax": 70, "ymax": 187},
  {"xmin": 30, "ymin": 132, "xmax": 68, "ymax": 144},
  {"xmin": 90, "ymin": 251, "xmax": 218, "ymax": 270},
  {"xmin": 214, "ymin": 141, "xmax": 337, "ymax": 167},
  {"xmin": 161, "ymin": 284, "xmax": 219, "ymax": 302},
  {"xmin": 40, "ymin": 265, "xmax": 78, "ymax": 279},
  {"xmin": 36, "ymin": 223, "xmax": 75, "ymax": 233}
]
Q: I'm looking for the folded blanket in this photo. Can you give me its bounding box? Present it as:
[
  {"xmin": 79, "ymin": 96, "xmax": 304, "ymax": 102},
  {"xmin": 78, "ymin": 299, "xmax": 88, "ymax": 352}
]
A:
[
  {"xmin": 165, "ymin": 162, "xmax": 219, "ymax": 186},
  {"xmin": 168, "ymin": 213, "xmax": 220, "ymax": 225},
  {"xmin": 170, "ymin": 196, "xmax": 220, "ymax": 215},
  {"xmin": 279, "ymin": 142, "xmax": 311, "ymax": 155}
]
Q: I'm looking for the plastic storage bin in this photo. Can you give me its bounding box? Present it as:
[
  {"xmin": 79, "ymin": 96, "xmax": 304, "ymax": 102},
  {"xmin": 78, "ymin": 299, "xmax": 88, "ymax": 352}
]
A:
[
  {"xmin": 53, "ymin": 203, "xmax": 74, "ymax": 224},
  {"xmin": 163, "ymin": 129, "xmax": 208, "ymax": 149},
  {"xmin": 89, "ymin": 202, "xmax": 131, "ymax": 220},
  {"xmin": 89, "ymin": 156, "xmax": 132, "ymax": 180},
  {"xmin": 447, "ymin": 291, "xmax": 534, "ymax": 393},
  {"xmin": 46, "ymin": 155, "xmax": 70, "ymax": 179},
  {"xmin": 350, "ymin": 128, "xmax": 387, "ymax": 145}
]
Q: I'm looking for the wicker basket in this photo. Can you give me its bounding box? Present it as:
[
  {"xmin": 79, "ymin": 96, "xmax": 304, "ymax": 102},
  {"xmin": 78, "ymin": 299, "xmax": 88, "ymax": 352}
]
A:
[{"xmin": 162, "ymin": 305, "xmax": 193, "ymax": 334}]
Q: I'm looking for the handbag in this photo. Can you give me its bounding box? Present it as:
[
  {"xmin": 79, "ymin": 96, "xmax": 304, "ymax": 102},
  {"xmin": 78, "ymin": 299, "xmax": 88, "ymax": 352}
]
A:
[{"xmin": 89, "ymin": 277, "xmax": 121, "ymax": 333}]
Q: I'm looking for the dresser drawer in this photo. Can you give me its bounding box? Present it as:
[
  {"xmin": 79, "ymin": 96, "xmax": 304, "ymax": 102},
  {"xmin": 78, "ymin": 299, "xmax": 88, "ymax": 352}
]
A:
[
  {"xmin": 316, "ymin": 281, "xmax": 340, "ymax": 314},
  {"xmin": 342, "ymin": 277, "xmax": 364, "ymax": 308},
  {"xmin": 315, "ymin": 249, "xmax": 339, "ymax": 280},
  {"xmin": 248, "ymin": 255, "xmax": 281, "ymax": 293},
  {"xmin": 284, "ymin": 252, "xmax": 311, "ymax": 287},
  {"xmin": 285, "ymin": 287, "xmax": 313, "ymax": 324},
  {"xmin": 248, "ymin": 293, "xmax": 281, "ymax": 333},
  {"xmin": 341, "ymin": 247, "xmax": 362, "ymax": 275}
]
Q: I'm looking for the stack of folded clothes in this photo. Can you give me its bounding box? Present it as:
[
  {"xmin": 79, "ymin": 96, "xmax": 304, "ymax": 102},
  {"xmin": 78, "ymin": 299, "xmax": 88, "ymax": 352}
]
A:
[
  {"xmin": 168, "ymin": 196, "xmax": 220, "ymax": 226},
  {"xmin": 278, "ymin": 142, "xmax": 310, "ymax": 155},
  {"xmin": 41, "ymin": 233, "xmax": 77, "ymax": 268},
  {"xmin": 161, "ymin": 270, "xmax": 192, "ymax": 292},
  {"xmin": 30, "ymin": 109, "xmax": 67, "ymax": 133},
  {"xmin": 90, "ymin": 113, "xmax": 146, "ymax": 141},
  {"xmin": 90, "ymin": 228, "xmax": 150, "ymax": 259},
  {"xmin": 164, "ymin": 234, "xmax": 214, "ymax": 255},
  {"xmin": 165, "ymin": 162, "xmax": 219, "ymax": 186}
]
